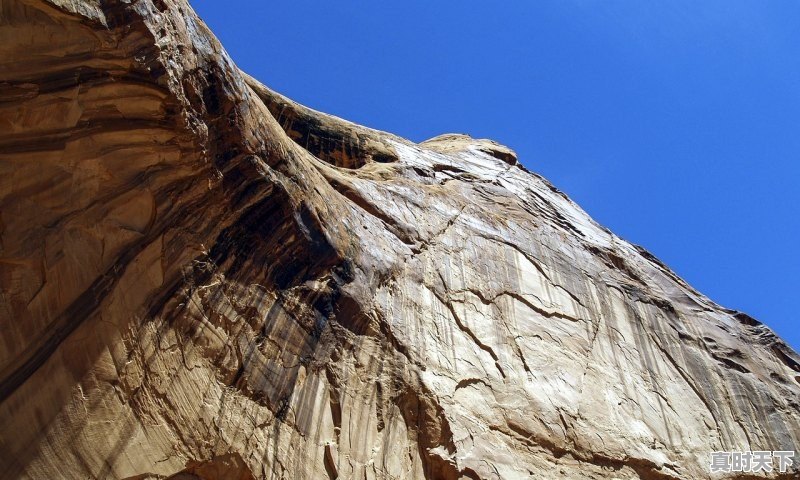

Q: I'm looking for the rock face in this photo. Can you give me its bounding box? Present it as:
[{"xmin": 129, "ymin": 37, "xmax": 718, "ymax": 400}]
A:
[{"xmin": 1, "ymin": 1, "xmax": 798, "ymax": 479}]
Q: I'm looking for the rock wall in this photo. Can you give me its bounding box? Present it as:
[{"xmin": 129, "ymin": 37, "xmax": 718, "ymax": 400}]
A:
[{"xmin": 0, "ymin": 1, "xmax": 798, "ymax": 479}]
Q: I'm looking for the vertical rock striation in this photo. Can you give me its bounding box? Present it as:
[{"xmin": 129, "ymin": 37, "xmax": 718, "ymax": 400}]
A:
[{"xmin": 0, "ymin": 1, "xmax": 798, "ymax": 479}]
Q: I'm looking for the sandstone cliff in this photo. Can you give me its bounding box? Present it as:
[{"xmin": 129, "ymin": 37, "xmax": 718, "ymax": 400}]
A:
[{"xmin": 0, "ymin": 1, "xmax": 798, "ymax": 479}]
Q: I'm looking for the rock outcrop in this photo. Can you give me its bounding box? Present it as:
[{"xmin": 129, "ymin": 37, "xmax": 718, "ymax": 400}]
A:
[{"xmin": 0, "ymin": 1, "xmax": 798, "ymax": 479}]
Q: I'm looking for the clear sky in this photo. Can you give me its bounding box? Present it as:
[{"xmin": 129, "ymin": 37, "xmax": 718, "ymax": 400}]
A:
[{"xmin": 192, "ymin": 1, "xmax": 799, "ymax": 351}]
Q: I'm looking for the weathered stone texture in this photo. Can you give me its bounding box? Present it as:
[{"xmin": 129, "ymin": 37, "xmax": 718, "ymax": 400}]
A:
[{"xmin": 0, "ymin": 1, "xmax": 798, "ymax": 479}]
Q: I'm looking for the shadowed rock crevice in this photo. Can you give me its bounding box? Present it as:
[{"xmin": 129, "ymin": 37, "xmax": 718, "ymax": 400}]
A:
[
  {"xmin": 245, "ymin": 73, "xmax": 400, "ymax": 169},
  {"xmin": 164, "ymin": 452, "xmax": 258, "ymax": 480}
]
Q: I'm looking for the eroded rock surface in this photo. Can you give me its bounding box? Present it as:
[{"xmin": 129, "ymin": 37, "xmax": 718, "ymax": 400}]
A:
[{"xmin": 0, "ymin": 1, "xmax": 798, "ymax": 479}]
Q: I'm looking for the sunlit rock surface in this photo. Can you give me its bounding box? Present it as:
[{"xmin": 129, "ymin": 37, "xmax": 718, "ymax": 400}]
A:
[{"xmin": 0, "ymin": 1, "xmax": 798, "ymax": 479}]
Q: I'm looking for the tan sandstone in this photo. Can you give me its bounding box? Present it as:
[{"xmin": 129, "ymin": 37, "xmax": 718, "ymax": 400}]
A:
[{"xmin": 0, "ymin": 1, "xmax": 798, "ymax": 479}]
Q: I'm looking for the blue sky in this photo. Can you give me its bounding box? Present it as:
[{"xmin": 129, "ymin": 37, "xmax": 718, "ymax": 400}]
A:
[{"xmin": 192, "ymin": 1, "xmax": 799, "ymax": 350}]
